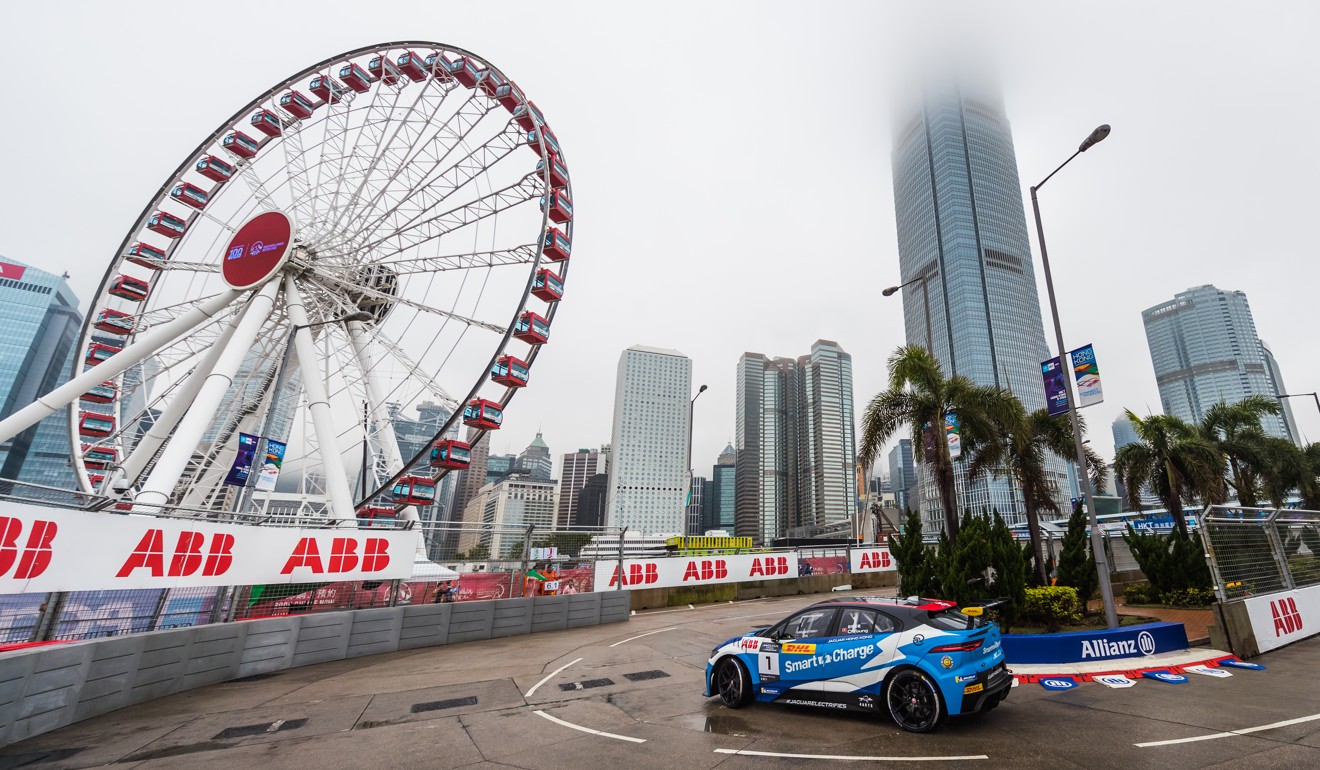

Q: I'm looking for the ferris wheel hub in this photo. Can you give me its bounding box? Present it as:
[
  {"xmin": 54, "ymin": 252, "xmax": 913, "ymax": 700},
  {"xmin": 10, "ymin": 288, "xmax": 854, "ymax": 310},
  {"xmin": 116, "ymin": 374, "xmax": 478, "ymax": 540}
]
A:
[{"xmin": 222, "ymin": 210, "xmax": 293, "ymax": 290}]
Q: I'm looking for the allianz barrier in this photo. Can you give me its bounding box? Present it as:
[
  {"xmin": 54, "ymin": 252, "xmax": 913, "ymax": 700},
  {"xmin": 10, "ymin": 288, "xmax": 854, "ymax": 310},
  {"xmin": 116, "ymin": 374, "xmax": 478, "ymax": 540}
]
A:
[
  {"xmin": 1002, "ymin": 622, "xmax": 1189, "ymax": 664},
  {"xmin": 0, "ymin": 591, "xmax": 629, "ymax": 747}
]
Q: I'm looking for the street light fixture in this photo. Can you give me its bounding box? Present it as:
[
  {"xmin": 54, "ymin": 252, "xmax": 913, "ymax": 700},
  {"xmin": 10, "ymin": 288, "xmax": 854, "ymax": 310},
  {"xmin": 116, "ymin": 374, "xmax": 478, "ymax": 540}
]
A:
[
  {"xmin": 881, "ymin": 274, "xmax": 934, "ymax": 352},
  {"xmin": 686, "ymin": 384, "xmax": 708, "ymax": 536},
  {"xmin": 1029, "ymin": 123, "xmax": 1119, "ymax": 630},
  {"xmin": 1277, "ymin": 392, "xmax": 1320, "ymax": 414}
]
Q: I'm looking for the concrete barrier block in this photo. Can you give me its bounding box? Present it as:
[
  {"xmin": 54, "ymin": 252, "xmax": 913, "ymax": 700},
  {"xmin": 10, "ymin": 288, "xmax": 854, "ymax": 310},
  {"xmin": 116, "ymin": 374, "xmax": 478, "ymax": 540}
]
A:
[
  {"xmin": 491, "ymin": 599, "xmax": 533, "ymax": 638},
  {"xmin": 567, "ymin": 593, "xmax": 602, "ymax": 628},
  {"xmin": 399, "ymin": 604, "xmax": 449, "ymax": 649},
  {"xmin": 346, "ymin": 608, "xmax": 402, "ymax": 658},
  {"xmin": 600, "ymin": 592, "xmax": 631, "ymax": 624},
  {"xmin": 447, "ymin": 602, "xmax": 495, "ymax": 643},
  {"xmin": 530, "ymin": 596, "xmax": 569, "ymax": 632}
]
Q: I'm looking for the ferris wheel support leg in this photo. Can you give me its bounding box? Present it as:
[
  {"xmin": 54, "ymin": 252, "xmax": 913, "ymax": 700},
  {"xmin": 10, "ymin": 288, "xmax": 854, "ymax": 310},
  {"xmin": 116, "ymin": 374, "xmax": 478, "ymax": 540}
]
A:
[
  {"xmin": 118, "ymin": 308, "xmax": 245, "ymax": 487},
  {"xmin": 0, "ymin": 289, "xmax": 243, "ymax": 448},
  {"xmin": 344, "ymin": 321, "xmax": 415, "ymax": 513},
  {"xmin": 134, "ymin": 282, "xmax": 280, "ymax": 513},
  {"xmin": 283, "ymin": 276, "xmax": 358, "ymax": 527}
]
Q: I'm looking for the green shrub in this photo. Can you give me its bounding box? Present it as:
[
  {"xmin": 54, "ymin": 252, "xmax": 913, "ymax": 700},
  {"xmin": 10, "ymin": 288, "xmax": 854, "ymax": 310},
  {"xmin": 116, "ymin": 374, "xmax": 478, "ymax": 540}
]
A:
[
  {"xmin": 1160, "ymin": 587, "xmax": 1215, "ymax": 607},
  {"xmin": 1024, "ymin": 586, "xmax": 1082, "ymax": 632},
  {"xmin": 1056, "ymin": 500, "xmax": 1097, "ymax": 605},
  {"xmin": 1123, "ymin": 581, "xmax": 1154, "ymax": 605}
]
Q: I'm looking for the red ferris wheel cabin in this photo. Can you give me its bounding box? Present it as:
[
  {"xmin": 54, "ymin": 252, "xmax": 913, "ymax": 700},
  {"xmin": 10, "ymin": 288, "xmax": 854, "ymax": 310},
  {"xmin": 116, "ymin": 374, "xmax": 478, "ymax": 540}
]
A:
[
  {"xmin": 78, "ymin": 412, "xmax": 115, "ymax": 439},
  {"xmin": 430, "ymin": 439, "xmax": 472, "ymax": 470},
  {"xmin": 542, "ymin": 228, "xmax": 571, "ymax": 262},
  {"xmin": 395, "ymin": 51, "xmax": 428, "ymax": 82},
  {"xmin": 170, "ymin": 182, "xmax": 209, "ymax": 210},
  {"xmin": 196, "ymin": 155, "xmax": 235, "ymax": 183},
  {"xmin": 279, "ymin": 90, "xmax": 316, "ymax": 119},
  {"xmin": 369, "ymin": 55, "xmax": 403, "ymax": 85},
  {"xmin": 356, "ymin": 506, "xmax": 398, "ymax": 523},
  {"xmin": 453, "ymin": 57, "xmax": 486, "ymax": 89},
  {"xmin": 491, "ymin": 355, "xmax": 529, "ymax": 388},
  {"xmin": 81, "ymin": 381, "xmax": 117, "ymax": 405},
  {"xmin": 126, "ymin": 242, "xmax": 168, "ymax": 269},
  {"xmin": 222, "ymin": 131, "xmax": 260, "ymax": 159},
  {"xmin": 540, "ymin": 190, "xmax": 572, "ymax": 224},
  {"xmin": 531, "ymin": 269, "xmax": 563, "ymax": 302},
  {"xmin": 463, "ymin": 399, "xmax": 503, "ymax": 430},
  {"xmin": 513, "ymin": 311, "xmax": 550, "ymax": 344},
  {"xmin": 339, "ymin": 62, "xmax": 372, "ymax": 92},
  {"xmin": 537, "ymin": 154, "xmax": 569, "ymax": 190},
  {"xmin": 83, "ymin": 445, "xmax": 117, "ymax": 470},
  {"xmin": 85, "ymin": 342, "xmax": 121, "ymax": 366},
  {"xmin": 109, "ymin": 276, "xmax": 150, "ymax": 302},
  {"xmin": 250, "ymin": 109, "xmax": 285, "ymax": 137},
  {"xmin": 146, "ymin": 211, "xmax": 186, "ymax": 238},
  {"xmin": 309, "ymin": 74, "xmax": 347, "ymax": 103},
  {"xmin": 391, "ymin": 476, "xmax": 436, "ymax": 506},
  {"xmin": 94, "ymin": 308, "xmax": 135, "ymax": 336}
]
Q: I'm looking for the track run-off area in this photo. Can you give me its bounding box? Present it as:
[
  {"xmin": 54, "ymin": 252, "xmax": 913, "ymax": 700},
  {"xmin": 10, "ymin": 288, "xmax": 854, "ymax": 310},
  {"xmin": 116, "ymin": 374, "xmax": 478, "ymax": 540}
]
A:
[{"xmin": 5, "ymin": 590, "xmax": 1320, "ymax": 769}]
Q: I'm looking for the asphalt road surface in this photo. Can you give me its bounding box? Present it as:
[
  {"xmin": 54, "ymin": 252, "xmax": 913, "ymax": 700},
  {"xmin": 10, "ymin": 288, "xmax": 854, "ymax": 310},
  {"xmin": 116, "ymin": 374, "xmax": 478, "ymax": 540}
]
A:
[{"xmin": 4, "ymin": 590, "xmax": 1319, "ymax": 769}]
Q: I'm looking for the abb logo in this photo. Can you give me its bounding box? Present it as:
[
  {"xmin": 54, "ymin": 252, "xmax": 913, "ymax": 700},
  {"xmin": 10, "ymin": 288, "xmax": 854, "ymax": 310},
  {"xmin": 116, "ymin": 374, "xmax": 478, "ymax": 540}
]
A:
[
  {"xmin": 117, "ymin": 529, "xmax": 234, "ymax": 577},
  {"xmin": 0, "ymin": 517, "xmax": 58, "ymax": 579},
  {"xmin": 1271, "ymin": 597, "xmax": 1304, "ymax": 637},
  {"xmin": 683, "ymin": 559, "xmax": 729, "ymax": 582},
  {"xmin": 858, "ymin": 551, "xmax": 891, "ymax": 569},
  {"xmin": 280, "ymin": 537, "xmax": 391, "ymax": 574},
  {"xmin": 748, "ymin": 556, "xmax": 790, "ymax": 577},
  {"xmin": 608, "ymin": 563, "xmax": 659, "ymax": 586}
]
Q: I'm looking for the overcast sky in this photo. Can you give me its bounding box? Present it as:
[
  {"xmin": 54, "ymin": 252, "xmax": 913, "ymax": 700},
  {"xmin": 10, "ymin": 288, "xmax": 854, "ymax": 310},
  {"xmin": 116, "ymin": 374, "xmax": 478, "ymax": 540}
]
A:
[{"xmin": 2, "ymin": 1, "xmax": 1318, "ymax": 482}]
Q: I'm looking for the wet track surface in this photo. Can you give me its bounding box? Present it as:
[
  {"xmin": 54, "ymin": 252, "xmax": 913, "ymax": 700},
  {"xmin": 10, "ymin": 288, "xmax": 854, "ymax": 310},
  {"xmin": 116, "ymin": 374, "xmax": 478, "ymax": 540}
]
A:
[{"xmin": 4, "ymin": 590, "xmax": 1320, "ymax": 769}]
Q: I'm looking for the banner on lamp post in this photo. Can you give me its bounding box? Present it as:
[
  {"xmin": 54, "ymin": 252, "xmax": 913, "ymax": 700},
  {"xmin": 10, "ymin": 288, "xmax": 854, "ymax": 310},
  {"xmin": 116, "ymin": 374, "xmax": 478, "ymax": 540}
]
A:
[
  {"xmin": 1041, "ymin": 357, "xmax": 1070, "ymax": 417},
  {"xmin": 223, "ymin": 433, "xmax": 259, "ymax": 487},
  {"xmin": 945, "ymin": 413, "xmax": 961, "ymax": 459},
  {"xmin": 253, "ymin": 439, "xmax": 287, "ymax": 492},
  {"xmin": 1070, "ymin": 344, "xmax": 1104, "ymax": 408}
]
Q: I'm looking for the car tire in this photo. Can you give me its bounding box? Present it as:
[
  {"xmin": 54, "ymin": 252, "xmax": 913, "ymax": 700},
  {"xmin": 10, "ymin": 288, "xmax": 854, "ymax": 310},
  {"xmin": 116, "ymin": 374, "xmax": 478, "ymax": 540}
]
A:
[
  {"xmin": 884, "ymin": 668, "xmax": 946, "ymax": 733},
  {"xmin": 714, "ymin": 657, "xmax": 753, "ymax": 709}
]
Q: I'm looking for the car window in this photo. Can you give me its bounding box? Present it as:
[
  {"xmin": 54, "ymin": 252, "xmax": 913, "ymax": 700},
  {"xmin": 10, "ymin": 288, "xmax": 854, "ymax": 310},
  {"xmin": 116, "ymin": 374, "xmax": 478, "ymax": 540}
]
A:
[
  {"xmin": 836, "ymin": 609, "xmax": 897, "ymax": 635},
  {"xmin": 777, "ymin": 608, "xmax": 837, "ymax": 640}
]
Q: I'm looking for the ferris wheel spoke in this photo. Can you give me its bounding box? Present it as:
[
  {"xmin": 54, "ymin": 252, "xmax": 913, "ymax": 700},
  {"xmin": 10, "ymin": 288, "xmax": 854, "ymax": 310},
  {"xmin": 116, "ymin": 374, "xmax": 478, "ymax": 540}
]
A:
[
  {"xmin": 368, "ymin": 332, "xmax": 459, "ymax": 410},
  {"xmin": 302, "ymin": 270, "xmax": 507, "ymax": 334},
  {"xmin": 320, "ymin": 91, "xmax": 507, "ymax": 252},
  {"xmin": 154, "ymin": 260, "xmax": 222, "ymax": 274},
  {"xmin": 373, "ymin": 244, "xmax": 538, "ymax": 274},
  {"xmin": 345, "ymin": 174, "xmax": 542, "ymax": 260}
]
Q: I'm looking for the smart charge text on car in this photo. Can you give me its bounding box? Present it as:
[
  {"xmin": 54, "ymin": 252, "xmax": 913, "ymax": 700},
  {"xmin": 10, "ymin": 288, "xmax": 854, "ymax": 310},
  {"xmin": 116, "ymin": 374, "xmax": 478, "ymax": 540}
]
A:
[{"xmin": 705, "ymin": 597, "xmax": 1011, "ymax": 732}]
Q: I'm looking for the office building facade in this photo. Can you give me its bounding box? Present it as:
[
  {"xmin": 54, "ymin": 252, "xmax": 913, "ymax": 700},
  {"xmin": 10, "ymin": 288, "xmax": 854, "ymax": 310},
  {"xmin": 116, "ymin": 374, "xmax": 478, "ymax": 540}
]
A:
[
  {"xmin": 456, "ymin": 474, "xmax": 558, "ymax": 559},
  {"xmin": 557, "ymin": 445, "xmax": 609, "ymax": 529},
  {"xmin": 605, "ymin": 345, "xmax": 692, "ymax": 534},
  {"xmin": 891, "ymin": 85, "xmax": 1067, "ymax": 530},
  {"xmin": 1142, "ymin": 285, "xmax": 1291, "ymax": 440},
  {"xmin": 0, "ymin": 257, "xmax": 82, "ymax": 488},
  {"xmin": 735, "ymin": 340, "xmax": 856, "ymax": 544},
  {"xmin": 517, "ymin": 432, "xmax": 552, "ymax": 481},
  {"xmin": 706, "ymin": 443, "xmax": 737, "ymax": 534},
  {"xmin": 887, "ymin": 439, "xmax": 915, "ymax": 513}
]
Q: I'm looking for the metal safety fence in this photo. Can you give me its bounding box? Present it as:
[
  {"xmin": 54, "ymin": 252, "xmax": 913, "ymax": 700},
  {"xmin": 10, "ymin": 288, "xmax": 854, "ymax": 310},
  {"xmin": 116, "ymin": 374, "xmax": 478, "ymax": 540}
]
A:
[{"xmin": 1200, "ymin": 505, "xmax": 1320, "ymax": 602}]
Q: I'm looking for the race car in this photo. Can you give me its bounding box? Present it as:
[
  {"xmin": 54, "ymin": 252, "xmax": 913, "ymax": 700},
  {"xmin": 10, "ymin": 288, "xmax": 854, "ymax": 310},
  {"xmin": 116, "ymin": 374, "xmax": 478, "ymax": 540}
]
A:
[{"xmin": 704, "ymin": 596, "xmax": 1010, "ymax": 732}]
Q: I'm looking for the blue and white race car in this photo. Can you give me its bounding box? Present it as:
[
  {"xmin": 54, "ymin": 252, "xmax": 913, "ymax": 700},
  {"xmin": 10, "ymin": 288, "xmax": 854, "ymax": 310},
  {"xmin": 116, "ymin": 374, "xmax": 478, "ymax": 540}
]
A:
[{"xmin": 704, "ymin": 596, "xmax": 1011, "ymax": 732}]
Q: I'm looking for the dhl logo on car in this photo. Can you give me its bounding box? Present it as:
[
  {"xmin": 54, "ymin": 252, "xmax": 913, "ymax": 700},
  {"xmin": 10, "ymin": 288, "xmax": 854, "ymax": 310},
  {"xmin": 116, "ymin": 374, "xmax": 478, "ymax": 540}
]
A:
[{"xmin": 782, "ymin": 643, "xmax": 816, "ymax": 654}]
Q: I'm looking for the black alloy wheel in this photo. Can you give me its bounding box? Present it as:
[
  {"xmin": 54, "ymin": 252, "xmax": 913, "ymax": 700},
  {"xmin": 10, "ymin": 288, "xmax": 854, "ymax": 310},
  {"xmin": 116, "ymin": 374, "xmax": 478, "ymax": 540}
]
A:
[
  {"xmin": 715, "ymin": 657, "xmax": 753, "ymax": 708},
  {"xmin": 884, "ymin": 668, "xmax": 946, "ymax": 732}
]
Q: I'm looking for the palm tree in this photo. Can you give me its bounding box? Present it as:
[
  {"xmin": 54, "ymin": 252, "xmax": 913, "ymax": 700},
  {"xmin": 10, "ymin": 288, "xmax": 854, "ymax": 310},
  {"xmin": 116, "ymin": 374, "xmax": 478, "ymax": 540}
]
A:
[
  {"xmin": 859, "ymin": 345, "xmax": 1020, "ymax": 546},
  {"xmin": 967, "ymin": 407, "xmax": 1108, "ymax": 586},
  {"xmin": 1113, "ymin": 411, "xmax": 1221, "ymax": 538},
  {"xmin": 1197, "ymin": 396, "xmax": 1283, "ymax": 507}
]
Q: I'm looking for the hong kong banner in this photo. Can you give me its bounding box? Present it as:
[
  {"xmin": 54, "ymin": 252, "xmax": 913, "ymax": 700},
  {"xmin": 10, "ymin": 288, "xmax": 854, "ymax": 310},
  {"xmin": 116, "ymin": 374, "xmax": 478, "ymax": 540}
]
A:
[
  {"xmin": 1041, "ymin": 357, "xmax": 1070, "ymax": 416},
  {"xmin": 223, "ymin": 433, "xmax": 259, "ymax": 487},
  {"xmin": 945, "ymin": 413, "xmax": 961, "ymax": 459},
  {"xmin": 253, "ymin": 438, "xmax": 287, "ymax": 492},
  {"xmin": 1070, "ymin": 344, "xmax": 1104, "ymax": 408}
]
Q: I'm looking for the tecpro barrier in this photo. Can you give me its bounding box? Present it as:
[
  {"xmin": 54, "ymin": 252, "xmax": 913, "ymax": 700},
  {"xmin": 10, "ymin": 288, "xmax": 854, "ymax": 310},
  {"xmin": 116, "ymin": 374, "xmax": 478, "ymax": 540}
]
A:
[{"xmin": 1002, "ymin": 622, "xmax": 1189, "ymax": 664}]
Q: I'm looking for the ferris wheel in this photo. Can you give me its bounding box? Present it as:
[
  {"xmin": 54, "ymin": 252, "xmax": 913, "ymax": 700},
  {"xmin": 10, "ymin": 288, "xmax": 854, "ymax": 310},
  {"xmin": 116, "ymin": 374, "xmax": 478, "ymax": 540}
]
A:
[{"xmin": 0, "ymin": 42, "xmax": 572, "ymax": 525}]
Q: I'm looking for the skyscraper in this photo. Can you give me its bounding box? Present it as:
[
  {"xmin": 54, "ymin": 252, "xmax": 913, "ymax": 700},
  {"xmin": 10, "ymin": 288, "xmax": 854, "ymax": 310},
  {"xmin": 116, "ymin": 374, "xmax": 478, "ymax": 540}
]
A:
[
  {"xmin": 557, "ymin": 445, "xmax": 609, "ymax": 529},
  {"xmin": 735, "ymin": 340, "xmax": 857, "ymax": 544},
  {"xmin": 1142, "ymin": 285, "xmax": 1290, "ymax": 439},
  {"xmin": 517, "ymin": 432, "xmax": 553, "ymax": 481},
  {"xmin": 0, "ymin": 257, "xmax": 82, "ymax": 488},
  {"xmin": 891, "ymin": 85, "xmax": 1067, "ymax": 530},
  {"xmin": 1262, "ymin": 342, "xmax": 1300, "ymax": 445},
  {"xmin": 606, "ymin": 345, "xmax": 692, "ymax": 534},
  {"xmin": 706, "ymin": 443, "xmax": 737, "ymax": 534},
  {"xmin": 386, "ymin": 401, "xmax": 458, "ymax": 559},
  {"xmin": 887, "ymin": 439, "xmax": 915, "ymax": 513}
]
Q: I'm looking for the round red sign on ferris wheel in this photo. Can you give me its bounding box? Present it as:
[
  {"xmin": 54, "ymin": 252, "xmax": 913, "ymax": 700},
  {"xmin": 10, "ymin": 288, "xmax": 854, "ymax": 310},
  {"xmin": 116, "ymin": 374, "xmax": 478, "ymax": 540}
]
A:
[{"xmin": 222, "ymin": 211, "xmax": 293, "ymax": 289}]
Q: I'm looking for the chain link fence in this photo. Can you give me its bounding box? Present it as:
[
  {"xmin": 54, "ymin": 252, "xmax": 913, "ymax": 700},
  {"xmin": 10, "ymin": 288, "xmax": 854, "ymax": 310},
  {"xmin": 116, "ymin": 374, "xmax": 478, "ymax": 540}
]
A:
[{"xmin": 1200, "ymin": 505, "xmax": 1320, "ymax": 601}]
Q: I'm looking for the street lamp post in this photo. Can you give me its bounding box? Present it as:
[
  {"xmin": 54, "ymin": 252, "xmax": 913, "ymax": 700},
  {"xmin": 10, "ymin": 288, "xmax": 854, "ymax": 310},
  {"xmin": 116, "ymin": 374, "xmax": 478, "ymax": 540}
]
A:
[
  {"xmin": 687, "ymin": 384, "xmax": 708, "ymax": 536},
  {"xmin": 1277, "ymin": 392, "xmax": 1320, "ymax": 414},
  {"xmin": 1030, "ymin": 123, "xmax": 1119, "ymax": 629},
  {"xmin": 882, "ymin": 274, "xmax": 934, "ymax": 352}
]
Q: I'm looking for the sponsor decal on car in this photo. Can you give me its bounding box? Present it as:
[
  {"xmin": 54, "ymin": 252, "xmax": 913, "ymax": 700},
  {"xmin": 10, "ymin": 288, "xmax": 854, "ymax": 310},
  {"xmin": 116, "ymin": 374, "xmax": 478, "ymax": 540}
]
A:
[
  {"xmin": 941, "ymin": 656, "xmax": 953, "ymax": 669},
  {"xmin": 737, "ymin": 637, "xmax": 763, "ymax": 652},
  {"xmin": 782, "ymin": 643, "xmax": 878, "ymax": 674},
  {"xmin": 963, "ymin": 683, "xmax": 984, "ymax": 694},
  {"xmin": 783, "ymin": 643, "xmax": 816, "ymax": 654},
  {"xmin": 858, "ymin": 694, "xmax": 874, "ymax": 709},
  {"xmin": 954, "ymin": 674, "xmax": 978, "ymax": 683},
  {"xmin": 782, "ymin": 698, "xmax": 847, "ymax": 710},
  {"xmin": 981, "ymin": 640, "xmax": 1002, "ymax": 656}
]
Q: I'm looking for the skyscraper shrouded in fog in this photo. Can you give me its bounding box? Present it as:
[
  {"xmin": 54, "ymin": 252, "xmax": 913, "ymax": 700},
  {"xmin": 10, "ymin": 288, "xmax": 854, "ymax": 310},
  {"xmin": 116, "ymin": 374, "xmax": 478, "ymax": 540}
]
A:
[
  {"xmin": 0, "ymin": 257, "xmax": 82, "ymax": 488},
  {"xmin": 891, "ymin": 84, "xmax": 1068, "ymax": 531},
  {"xmin": 735, "ymin": 340, "xmax": 856, "ymax": 544},
  {"xmin": 1142, "ymin": 285, "xmax": 1294, "ymax": 443},
  {"xmin": 606, "ymin": 345, "xmax": 692, "ymax": 534}
]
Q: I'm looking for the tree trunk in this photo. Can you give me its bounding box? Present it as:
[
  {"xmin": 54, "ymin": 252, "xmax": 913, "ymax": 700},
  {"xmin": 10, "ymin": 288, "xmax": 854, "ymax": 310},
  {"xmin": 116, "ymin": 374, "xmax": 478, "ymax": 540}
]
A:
[
  {"xmin": 938, "ymin": 459, "xmax": 959, "ymax": 545},
  {"xmin": 1022, "ymin": 485, "xmax": 1047, "ymax": 585},
  {"xmin": 1169, "ymin": 489, "xmax": 1188, "ymax": 539}
]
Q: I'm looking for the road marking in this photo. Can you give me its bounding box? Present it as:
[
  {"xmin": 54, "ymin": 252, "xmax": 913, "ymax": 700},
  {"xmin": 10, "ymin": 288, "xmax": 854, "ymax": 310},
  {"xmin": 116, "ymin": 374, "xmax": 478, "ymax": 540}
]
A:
[
  {"xmin": 714, "ymin": 749, "xmax": 989, "ymax": 761},
  {"xmin": 609, "ymin": 626, "xmax": 679, "ymax": 648},
  {"xmin": 525, "ymin": 657, "xmax": 582, "ymax": 698},
  {"xmin": 1135, "ymin": 712, "xmax": 1320, "ymax": 747},
  {"xmin": 533, "ymin": 709, "xmax": 646, "ymax": 743}
]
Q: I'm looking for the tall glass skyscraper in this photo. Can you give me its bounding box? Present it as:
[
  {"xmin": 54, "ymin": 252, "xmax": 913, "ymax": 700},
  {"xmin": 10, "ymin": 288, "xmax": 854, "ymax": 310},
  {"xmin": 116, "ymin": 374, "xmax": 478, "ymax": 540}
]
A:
[
  {"xmin": 0, "ymin": 257, "xmax": 82, "ymax": 488},
  {"xmin": 1142, "ymin": 285, "xmax": 1292, "ymax": 440},
  {"xmin": 891, "ymin": 86, "xmax": 1067, "ymax": 530},
  {"xmin": 735, "ymin": 340, "xmax": 856, "ymax": 544}
]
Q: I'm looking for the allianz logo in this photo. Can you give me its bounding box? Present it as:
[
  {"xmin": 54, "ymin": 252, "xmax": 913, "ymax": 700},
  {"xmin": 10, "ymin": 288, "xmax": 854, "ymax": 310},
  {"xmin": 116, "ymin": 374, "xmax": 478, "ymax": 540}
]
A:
[{"xmin": 1080, "ymin": 631, "xmax": 1156, "ymax": 659}]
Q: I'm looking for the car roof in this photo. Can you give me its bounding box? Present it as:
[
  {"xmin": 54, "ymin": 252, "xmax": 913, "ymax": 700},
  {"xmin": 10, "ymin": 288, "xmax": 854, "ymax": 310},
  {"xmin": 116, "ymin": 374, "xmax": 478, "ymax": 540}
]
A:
[{"xmin": 808, "ymin": 596, "xmax": 958, "ymax": 612}]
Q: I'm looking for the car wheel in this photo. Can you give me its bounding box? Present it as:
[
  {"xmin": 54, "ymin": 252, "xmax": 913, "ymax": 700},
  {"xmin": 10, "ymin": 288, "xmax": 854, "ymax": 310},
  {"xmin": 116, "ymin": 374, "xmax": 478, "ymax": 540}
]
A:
[
  {"xmin": 714, "ymin": 657, "xmax": 753, "ymax": 709},
  {"xmin": 884, "ymin": 668, "xmax": 946, "ymax": 733}
]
